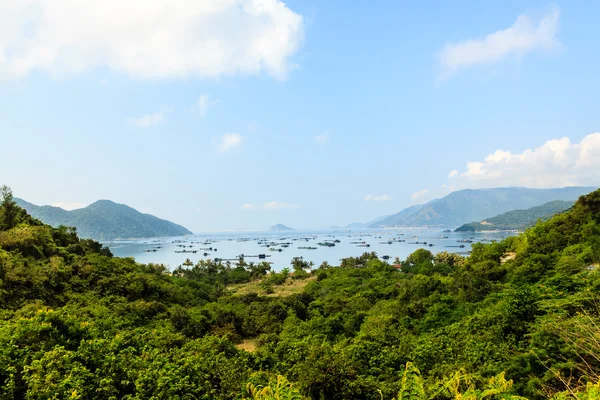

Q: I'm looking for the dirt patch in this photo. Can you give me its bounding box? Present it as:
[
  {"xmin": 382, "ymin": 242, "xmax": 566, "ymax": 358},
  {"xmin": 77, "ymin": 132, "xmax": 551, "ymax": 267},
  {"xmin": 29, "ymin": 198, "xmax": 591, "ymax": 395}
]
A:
[
  {"xmin": 228, "ymin": 275, "xmax": 316, "ymax": 297},
  {"xmin": 235, "ymin": 339, "xmax": 259, "ymax": 353},
  {"xmin": 501, "ymin": 252, "xmax": 516, "ymax": 264}
]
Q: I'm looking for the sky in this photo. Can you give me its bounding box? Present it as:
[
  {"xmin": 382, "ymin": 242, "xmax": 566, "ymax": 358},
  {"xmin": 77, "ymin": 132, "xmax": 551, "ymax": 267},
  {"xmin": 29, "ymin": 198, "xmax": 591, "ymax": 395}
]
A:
[{"xmin": 1, "ymin": 0, "xmax": 599, "ymax": 232}]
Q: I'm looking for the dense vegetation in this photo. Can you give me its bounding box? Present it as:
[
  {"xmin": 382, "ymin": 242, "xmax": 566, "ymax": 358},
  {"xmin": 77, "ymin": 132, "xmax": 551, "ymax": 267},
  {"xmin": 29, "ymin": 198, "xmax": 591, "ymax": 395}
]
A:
[
  {"xmin": 455, "ymin": 200, "xmax": 575, "ymax": 232},
  {"xmin": 371, "ymin": 187, "xmax": 594, "ymax": 228},
  {"xmin": 1, "ymin": 185, "xmax": 600, "ymax": 399},
  {"xmin": 15, "ymin": 198, "xmax": 192, "ymax": 240}
]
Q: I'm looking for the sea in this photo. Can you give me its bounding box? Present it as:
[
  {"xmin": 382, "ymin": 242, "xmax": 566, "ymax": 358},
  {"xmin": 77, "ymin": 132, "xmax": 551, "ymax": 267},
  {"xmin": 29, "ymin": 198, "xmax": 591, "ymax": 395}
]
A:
[{"xmin": 106, "ymin": 229, "xmax": 517, "ymax": 271}]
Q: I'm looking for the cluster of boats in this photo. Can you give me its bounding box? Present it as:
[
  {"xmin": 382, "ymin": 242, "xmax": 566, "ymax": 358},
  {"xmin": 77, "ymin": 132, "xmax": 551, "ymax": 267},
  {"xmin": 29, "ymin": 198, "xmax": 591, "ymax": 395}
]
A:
[{"xmin": 128, "ymin": 229, "xmax": 514, "ymax": 268}]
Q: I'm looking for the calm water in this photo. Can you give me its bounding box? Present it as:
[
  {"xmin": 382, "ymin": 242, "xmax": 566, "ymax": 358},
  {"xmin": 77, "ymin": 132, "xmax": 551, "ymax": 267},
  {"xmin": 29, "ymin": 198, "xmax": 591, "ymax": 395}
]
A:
[{"xmin": 107, "ymin": 229, "xmax": 516, "ymax": 271}]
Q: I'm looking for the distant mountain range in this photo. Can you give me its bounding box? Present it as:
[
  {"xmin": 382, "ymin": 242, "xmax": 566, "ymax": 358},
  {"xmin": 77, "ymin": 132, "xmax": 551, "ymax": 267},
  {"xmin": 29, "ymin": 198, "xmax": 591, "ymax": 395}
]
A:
[
  {"xmin": 346, "ymin": 215, "xmax": 390, "ymax": 229},
  {"xmin": 15, "ymin": 199, "xmax": 192, "ymax": 241},
  {"xmin": 270, "ymin": 223, "xmax": 294, "ymax": 232},
  {"xmin": 455, "ymin": 200, "xmax": 575, "ymax": 232},
  {"xmin": 369, "ymin": 187, "xmax": 596, "ymax": 229}
]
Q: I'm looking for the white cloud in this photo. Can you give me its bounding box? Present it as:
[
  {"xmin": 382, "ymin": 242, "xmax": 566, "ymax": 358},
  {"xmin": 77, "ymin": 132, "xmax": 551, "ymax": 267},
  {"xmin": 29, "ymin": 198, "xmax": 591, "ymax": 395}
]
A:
[
  {"xmin": 0, "ymin": 0, "xmax": 304, "ymax": 80},
  {"xmin": 448, "ymin": 169, "xmax": 459, "ymax": 178},
  {"xmin": 218, "ymin": 133, "xmax": 243, "ymax": 153},
  {"xmin": 364, "ymin": 194, "xmax": 393, "ymax": 202},
  {"xmin": 411, "ymin": 189, "xmax": 429, "ymax": 202},
  {"xmin": 438, "ymin": 7, "xmax": 559, "ymax": 79},
  {"xmin": 128, "ymin": 111, "xmax": 165, "ymax": 127},
  {"xmin": 197, "ymin": 95, "xmax": 219, "ymax": 117},
  {"xmin": 241, "ymin": 201, "xmax": 299, "ymax": 210},
  {"xmin": 314, "ymin": 131, "xmax": 330, "ymax": 145},
  {"xmin": 449, "ymin": 133, "xmax": 600, "ymax": 188},
  {"xmin": 51, "ymin": 201, "xmax": 86, "ymax": 210}
]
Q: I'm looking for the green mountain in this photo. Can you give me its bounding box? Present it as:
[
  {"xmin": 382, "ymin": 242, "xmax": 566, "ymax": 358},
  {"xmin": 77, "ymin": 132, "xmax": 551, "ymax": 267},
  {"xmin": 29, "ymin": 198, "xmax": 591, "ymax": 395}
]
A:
[
  {"xmin": 15, "ymin": 198, "xmax": 192, "ymax": 240},
  {"xmin": 270, "ymin": 223, "xmax": 294, "ymax": 231},
  {"xmin": 370, "ymin": 186, "xmax": 596, "ymax": 229},
  {"xmin": 455, "ymin": 200, "xmax": 575, "ymax": 232}
]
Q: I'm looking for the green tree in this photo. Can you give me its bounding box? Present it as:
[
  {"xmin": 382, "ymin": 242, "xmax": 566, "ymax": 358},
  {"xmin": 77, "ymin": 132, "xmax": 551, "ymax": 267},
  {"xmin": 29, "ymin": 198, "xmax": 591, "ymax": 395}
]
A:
[{"xmin": 0, "ymin": 185, "xmax": 17, "ymax": 230}]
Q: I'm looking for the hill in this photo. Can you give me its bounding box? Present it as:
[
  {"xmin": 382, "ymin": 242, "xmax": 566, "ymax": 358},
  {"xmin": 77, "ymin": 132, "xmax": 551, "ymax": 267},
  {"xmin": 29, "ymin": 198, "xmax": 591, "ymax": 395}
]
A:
[
  {"xmin": 15, "ymin": 198, "xmax": 192, "ymax": 240},
  {"xmin": 2, "ymin": 184, "xmax": 600, "ymax": 399},
  {"xmin": 270, "ymin": 223, "xmax": 294, "ymax": 231},
  {"xmin": 455, "ymin": 200, "xmax": 575, "ymax": 232},
  {"xmin": 370, "ymin": 186, "xmax": 596, "ymax": 229}
]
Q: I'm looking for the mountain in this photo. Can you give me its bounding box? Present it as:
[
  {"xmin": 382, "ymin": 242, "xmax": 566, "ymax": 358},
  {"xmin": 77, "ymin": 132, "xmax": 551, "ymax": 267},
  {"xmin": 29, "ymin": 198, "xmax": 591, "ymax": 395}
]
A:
[
  {"xmin": 455, "ymin": 200, "xmax": 575, "ymax": 232},
  {"xmin": 15, "ymin": 198, "xmax": 192, "ymax": 240},
  {"xmin": 270, "ymin": 223, "xmax": 294, "ymax": 232},
  {"xmin": 370, "ymin": 186, "xmax": 596, "ymax": 229},
  {"xmin": 346, "ymin": 214, "xmax": 392, "ymax": 229}
]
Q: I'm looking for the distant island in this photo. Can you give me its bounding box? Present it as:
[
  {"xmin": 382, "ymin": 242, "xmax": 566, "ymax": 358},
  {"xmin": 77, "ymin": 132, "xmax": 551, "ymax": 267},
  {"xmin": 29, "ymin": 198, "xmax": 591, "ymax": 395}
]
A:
[
  {"xmin": 455, "ymin": 200, "xmax": 574, "ymax": 232},
  {"xmin": 367, "ymin": 187, "xmax": 595, "ymax": 229},
  {"xmin": 15, "ymin": 198, "xmax": 192, "ymax": 241},
  {"xmin": 270, "ymin": 223, "xmax": 294, "ymax": 232}
]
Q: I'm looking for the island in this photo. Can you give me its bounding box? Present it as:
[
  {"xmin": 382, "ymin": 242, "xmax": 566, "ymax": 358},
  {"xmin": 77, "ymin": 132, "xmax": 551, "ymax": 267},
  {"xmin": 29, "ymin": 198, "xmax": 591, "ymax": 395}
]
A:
[{"xmin": 270, "ymin": 223, "xmax": 295, "ymax": 232}]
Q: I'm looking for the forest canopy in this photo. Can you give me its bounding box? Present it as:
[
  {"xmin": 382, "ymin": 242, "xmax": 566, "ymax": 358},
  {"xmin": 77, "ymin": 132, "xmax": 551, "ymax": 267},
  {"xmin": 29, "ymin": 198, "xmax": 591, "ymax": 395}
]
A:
[{"xmin": 1, "ymin": 185, "xmax": 600, "ymax": 399}]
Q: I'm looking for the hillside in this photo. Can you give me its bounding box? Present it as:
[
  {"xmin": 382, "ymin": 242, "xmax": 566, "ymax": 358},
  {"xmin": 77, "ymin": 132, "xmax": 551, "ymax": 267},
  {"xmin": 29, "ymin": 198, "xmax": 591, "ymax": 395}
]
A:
[
  {"xmin": 370, "ymin": 186, "xmax": 596, "ymax": 228},
  {"xmin": 455, "ymin": 200, "xmax": 575, "ymax": 232},
  {"xmin": 270, "ymin": 223, "xmax": 295, "ymax": 231},
  {"xmin": 15, "ymin": 198, "xmax": 192, "ymax": 240},
  {"xmin": 1, "ymin": 185, "xmax": 600, "ymax": 399}
]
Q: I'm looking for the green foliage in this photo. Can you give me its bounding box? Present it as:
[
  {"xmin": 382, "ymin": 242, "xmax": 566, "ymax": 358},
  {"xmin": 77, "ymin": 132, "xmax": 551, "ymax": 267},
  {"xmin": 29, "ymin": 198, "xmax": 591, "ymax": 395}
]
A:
[
  {"xmin": 550, "ymin": 380, "xmax": 600, "ymax": 400},
  {"xmin": 245, "ymin": 375, "xmax": 305, "ymax": 399},
  {"xmin": 396, "ymin": 362, "xmax": 425, "ymax": 400},
  {"xmin": 2, "ymin": 186, "xmax": 600, "ymax": 399}
]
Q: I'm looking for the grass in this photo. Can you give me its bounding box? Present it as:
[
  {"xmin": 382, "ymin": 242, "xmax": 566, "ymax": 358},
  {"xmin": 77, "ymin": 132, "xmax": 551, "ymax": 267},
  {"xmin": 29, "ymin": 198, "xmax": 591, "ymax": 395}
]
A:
[{"xmin": 227, "ymin": 275, "xmax": 316, "ymax": 297}]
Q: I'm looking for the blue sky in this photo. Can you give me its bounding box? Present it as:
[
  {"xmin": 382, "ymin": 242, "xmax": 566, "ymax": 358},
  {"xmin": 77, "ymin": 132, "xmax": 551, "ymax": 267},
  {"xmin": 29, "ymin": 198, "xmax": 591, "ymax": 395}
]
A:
[{"xmin": 1, "ymin": 0, "xmax": 599, "ymax": 231}]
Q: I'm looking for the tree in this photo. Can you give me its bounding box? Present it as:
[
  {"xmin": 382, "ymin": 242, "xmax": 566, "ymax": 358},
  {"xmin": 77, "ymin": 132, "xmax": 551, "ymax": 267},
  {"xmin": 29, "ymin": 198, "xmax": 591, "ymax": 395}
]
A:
[{"xmin": 0, "ymin": 185, "xmax": 17, "ymax": 230}]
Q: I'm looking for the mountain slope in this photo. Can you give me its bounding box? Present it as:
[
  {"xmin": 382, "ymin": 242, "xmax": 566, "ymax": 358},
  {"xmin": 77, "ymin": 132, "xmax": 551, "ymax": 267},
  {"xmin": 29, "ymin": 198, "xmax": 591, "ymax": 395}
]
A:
[
  {"xmin": 346, "ymin": 214, "xmax": 392, "ymax": 229},
  {"xmin": 15, "ymin": 198, "xmax": 192, "ymax": 240},
  {"xmin": 370, "ymin": 187, "xmax": 596, "ymax": 229},
  {"xmin": 455, "ymin": 200, "xmax": 575, "ymax": 232}
]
